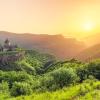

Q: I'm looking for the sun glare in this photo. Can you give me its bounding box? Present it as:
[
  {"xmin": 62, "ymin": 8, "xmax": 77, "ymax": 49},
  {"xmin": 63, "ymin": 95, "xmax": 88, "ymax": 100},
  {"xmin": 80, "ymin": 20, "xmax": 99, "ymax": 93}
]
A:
[{"xmin": 83, "ymin": 22, "xmax": 94, "ymax": 31}]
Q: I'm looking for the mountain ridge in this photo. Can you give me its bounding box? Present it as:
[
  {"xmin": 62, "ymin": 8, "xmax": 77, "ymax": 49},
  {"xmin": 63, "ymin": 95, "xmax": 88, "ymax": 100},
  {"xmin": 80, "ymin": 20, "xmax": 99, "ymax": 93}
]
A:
[
  {"xmin": 0, "ymin": 31, "xmax": 85, "ymax": 59},
  {"xmin": 76, "ymin": 43, "xmax": 100, "ymax": 62}
]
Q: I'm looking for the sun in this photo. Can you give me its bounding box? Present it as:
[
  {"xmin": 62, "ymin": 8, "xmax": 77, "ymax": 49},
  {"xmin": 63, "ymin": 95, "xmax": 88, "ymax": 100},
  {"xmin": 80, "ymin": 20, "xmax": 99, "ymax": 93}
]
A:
[{"xmin": 83, "ymin": 21, "xmax": 94, "ymax": 31}]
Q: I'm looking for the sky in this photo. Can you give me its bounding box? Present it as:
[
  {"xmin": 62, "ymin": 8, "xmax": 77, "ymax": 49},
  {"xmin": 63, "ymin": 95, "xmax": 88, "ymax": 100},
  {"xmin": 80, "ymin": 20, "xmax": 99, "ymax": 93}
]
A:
[{"xmin": 0, "ymin": 0, "xmax": 100, "ymax": 39}]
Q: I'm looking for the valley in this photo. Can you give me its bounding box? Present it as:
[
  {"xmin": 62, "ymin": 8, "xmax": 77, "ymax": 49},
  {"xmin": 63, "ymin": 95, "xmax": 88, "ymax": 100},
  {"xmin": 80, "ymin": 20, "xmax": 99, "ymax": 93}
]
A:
[{"xmin": 0, "ymin": 32, "xmax": 100, "ymax": 100}]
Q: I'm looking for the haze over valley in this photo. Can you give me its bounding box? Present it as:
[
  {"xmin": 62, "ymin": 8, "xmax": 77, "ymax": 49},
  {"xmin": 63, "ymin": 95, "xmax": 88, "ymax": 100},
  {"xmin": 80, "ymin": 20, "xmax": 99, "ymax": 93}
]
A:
[{"xmin": 0, "ymin": 31, "xmax": 100, "ymax": 61}]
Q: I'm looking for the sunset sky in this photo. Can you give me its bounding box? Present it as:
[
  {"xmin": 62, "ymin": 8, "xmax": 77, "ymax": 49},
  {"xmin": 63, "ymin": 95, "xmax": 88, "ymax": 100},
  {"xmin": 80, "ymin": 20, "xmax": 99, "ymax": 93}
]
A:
[{"xmin": 0, "ymin": 0, "xmax": 100, "ymax": 39}]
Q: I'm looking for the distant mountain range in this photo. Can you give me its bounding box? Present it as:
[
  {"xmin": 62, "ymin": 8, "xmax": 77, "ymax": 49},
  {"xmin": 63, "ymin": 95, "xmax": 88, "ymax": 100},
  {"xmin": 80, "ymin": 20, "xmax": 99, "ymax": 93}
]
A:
[
  {"xmin": 76, "ymin": 44, "xmax": 100, "ymax": 62},
  {"xmin": 84, "ymin": 33, "xmax": 100, "ymax": 46},
  {"xmin": 75, "ymin": 33, "xmax": 100, "ymax": 62},
  {"xmin": 0, "ymin": 31, "xmax": 85, "ymax": 59},
  {"xmin": 0, "ymin": 31, "xmax": 100, "ymax": 61}
]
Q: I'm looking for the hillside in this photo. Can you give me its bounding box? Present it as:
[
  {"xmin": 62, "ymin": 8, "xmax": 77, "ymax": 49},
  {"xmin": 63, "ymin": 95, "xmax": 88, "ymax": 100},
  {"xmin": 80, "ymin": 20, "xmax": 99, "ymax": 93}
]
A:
[
  {"xmin": 0, "ymin": 50, "xmax": 100, "ymax": 100},
  {"xmin": 76, "ymin": 44, "xmax": 100, "ymax": 62},
  {"xmin": 12, "ymin": 81, "xmax": 100, "ymax": 100},
  {"xmin": 84, "ymin": 33, "xmax": 100, "ymax": 46},
  {"xmin": 0, "ymin": 50, "xmax": 56, "ymax": 75},
  {"xmin": 0, "ymin": 31, "xmax": 85, "ymax": 59},
  {"xmin": 0, "ymin": 49, "xmax": 100, "ymax": 100}
]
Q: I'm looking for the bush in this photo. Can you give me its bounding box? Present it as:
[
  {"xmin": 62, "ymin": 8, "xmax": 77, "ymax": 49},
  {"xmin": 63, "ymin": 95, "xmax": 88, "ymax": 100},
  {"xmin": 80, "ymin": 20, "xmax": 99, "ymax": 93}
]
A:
[
  {"xmin": 76, "ymin": 64, "xmax": 88, "ymax": 82},
  {"xmin": 87, "ymin": 61, "xmax": 100, "ymax": 80},
  {"xmin": 50, "ymin": 68, "xmax": 78, "ymax": 88},
  {"xmin": 0, "ymin": 71, "xmax": 33, "ymax": 88},
  {"xmin": 39, "ymin": 75, "xmax": 55, "ymax": 91},
  {"xmin": 11, "ymin": 82, "xmax": 32, "ymax": 96},
  {"xmin": 76, "ymin": 60, "xmax": 100, "ymax": 82},
  {"xmin": 39, "ymin": 67, "xmax": 78, "ymax": 91},
  {"xmin": 0, "ymin": 81, "xmax": 9, "ymax": 94}
]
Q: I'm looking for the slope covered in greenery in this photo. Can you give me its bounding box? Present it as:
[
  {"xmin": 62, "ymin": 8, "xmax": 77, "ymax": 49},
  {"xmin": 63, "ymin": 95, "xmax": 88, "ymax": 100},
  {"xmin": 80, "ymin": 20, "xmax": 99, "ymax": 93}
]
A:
[
  {"xmin": 0, "ymin": 50, "xmax": 100, "ymax": 100},
  {"xmin": 11, "ymin": 80, "xmax": 100, "ymax": 100},
  {"xmin": 0, "ymin": 50, "xmax": 56, "ymax": 75}
]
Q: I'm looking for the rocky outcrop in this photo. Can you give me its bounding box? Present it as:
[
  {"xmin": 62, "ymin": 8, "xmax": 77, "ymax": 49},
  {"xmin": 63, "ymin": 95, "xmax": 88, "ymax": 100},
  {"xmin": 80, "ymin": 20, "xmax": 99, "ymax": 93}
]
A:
[{"xmin": 0, "ymin": 51, "xmax": 25, "ymax": 64}]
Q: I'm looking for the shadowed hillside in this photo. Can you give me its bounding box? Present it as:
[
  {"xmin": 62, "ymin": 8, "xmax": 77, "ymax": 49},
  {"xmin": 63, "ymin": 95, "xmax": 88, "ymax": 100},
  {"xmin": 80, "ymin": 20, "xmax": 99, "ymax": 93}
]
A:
[
  {"xmin": 84, "ymin": 33, "xmax": 100, "ymax": 46},
  {"xmin": 0, "ymin": 31, "xmax": 85, "ymax": 59},
  {"xmin": 76, "ymin": 44, "xmax": 100, "ymax": 62}
]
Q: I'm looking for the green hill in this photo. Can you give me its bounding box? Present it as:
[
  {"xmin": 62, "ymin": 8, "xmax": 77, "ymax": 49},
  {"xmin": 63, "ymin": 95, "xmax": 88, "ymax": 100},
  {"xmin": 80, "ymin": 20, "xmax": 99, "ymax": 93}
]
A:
[
  {"xmin": 0, "ymin": 50, "xmax": 56, "ymax": 75},
  {"xmin": 0, "ymin": 50, "xmax": 100, "ymax": 100}
]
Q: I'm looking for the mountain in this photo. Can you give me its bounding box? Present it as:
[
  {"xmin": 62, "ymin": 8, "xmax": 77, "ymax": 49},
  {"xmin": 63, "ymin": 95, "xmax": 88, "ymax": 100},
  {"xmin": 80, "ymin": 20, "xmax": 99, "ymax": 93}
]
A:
[
  {"xmin": 0, "ymin": 31, "xmax": 85, "ymax": 59},
  {"xmin": 76, "ymin": 44, "xmax": 100, "ymax": 62},
  {"xmin": 84, "ymin": 33, "xmax": 100, "ymax": 46}
]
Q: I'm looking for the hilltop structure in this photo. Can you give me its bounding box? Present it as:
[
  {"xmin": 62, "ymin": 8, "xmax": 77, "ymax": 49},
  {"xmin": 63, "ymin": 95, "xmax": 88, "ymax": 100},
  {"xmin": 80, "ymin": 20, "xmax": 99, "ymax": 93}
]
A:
[
  {"xmin": 0, "ymin": 39, "xmax": 17, "ymax": 51},
  {"xmin": 0, "ymin": 39, "xmax": 25, "ymax": 64}
]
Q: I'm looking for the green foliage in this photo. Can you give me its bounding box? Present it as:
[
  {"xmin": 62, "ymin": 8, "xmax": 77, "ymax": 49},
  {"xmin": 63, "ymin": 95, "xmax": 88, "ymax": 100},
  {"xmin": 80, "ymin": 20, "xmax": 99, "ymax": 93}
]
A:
[
  {"xmin": 10, "ymin": 80, "xmax": 100, "ymax": 100},
  {"xmin": 16, "ymin": 60, "xmax": 36, "ymax": 75},
  {"xmin": 76, "ymin": 60, "xmax": 100, "ymax": 82},
  {"xmin": 11, "ymin": 82, "xmax": 32, "ymax": 96},
  {"xmin": 25, "ymin": 50, "xmax": 56, "ymax": 74},
  {"xmin": 0, "ymin": 50, "xmax": 100, "ymax": 99},
  {"xmin": 0, "ymin": 71, "xmax": 33, "ymax": 88},
  {"xmin": 50, "ymin": 68, "xmax": 78, "ymax": 88},
  {"xmin": 76, "ymin": 64, "xmax": 88, "ymax": 82},
  {"xmin": 33, "ymin": 67, "xmax": 78, "ymax": 92},
  {"xmin": 0, "ymin": 81, "xmax": 10, "ymax": 100},
  {"xmin": 0, "ymin": 81, "xmax": 9, "ymax": 94},
  {"xmin": 87, "ymin": 60, "xmax": 100, "ymax": 79},
  {"xmin": 0, "ymin": 50, "xmax": 56, "ymax": 75},
  {"xmin": 0, "ymin": 51, "xmax": 21, "ymax": 55},
  {"xmin": 46, "ymin": 60, "xmax": 82, "ymax": 72}
]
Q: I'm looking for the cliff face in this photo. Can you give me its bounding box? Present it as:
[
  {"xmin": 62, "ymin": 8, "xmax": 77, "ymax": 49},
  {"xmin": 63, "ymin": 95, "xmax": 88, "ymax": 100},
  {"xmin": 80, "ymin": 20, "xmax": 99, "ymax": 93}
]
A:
[{"xmin": 0, "ymin": 51, "xmax": 25, "ymax": 64}]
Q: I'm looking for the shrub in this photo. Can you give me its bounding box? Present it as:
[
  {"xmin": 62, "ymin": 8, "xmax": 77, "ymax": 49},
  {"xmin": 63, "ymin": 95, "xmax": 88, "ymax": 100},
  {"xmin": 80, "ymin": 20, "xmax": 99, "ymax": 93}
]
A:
[
  {"xmin": 50, "ymin": 68, "xmax": 78, "ymax": 88},
  {"xmin": 0, "ymin": 81, "xmax": 9, "ymax": 94},
  {"xmin": 39, "ymin": 67, "xmax": 78, "ymax": 91},
  {"xmin": 39, "ymin": 75, "xmax": 55, "ymax": 91},
  {"xmin": 76, "ymin": 64, "xmax": 88, "ymax": 82},
  {"xmin": 11, "ymin": 82, "xmax": 32, "ymax": 96},
  {"xmin": 0, "ymin": 71, "xmax": 33, "ymax": 88},
  {"xmin": 87, "ymin": 61, "xmax": 100, "ymax": 80}
]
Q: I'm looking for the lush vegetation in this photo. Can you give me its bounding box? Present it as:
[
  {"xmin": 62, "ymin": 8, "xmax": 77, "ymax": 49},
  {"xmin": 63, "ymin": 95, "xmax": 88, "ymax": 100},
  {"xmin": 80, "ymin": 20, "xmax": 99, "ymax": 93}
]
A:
[
  {"xmin": 11, "ymin": 80, "xmax": 100, "ymax": 100},
  {"xmin": 0, "ymin": 50, "xmax": 100, "ymax": 100}
]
